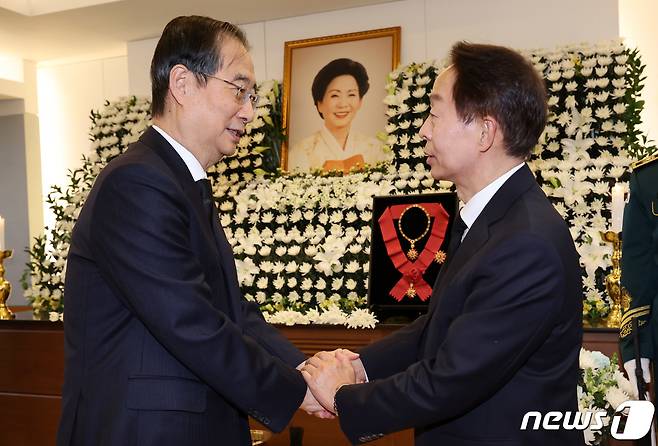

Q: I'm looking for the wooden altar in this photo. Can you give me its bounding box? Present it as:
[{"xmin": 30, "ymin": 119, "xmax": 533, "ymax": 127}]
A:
[{"xmin": 0, "ymin": 315, "xmax": 624, "ymax": 446}]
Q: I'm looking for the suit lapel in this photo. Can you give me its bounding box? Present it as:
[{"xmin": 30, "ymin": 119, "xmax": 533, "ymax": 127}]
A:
[
  {"xmin": 428, "ymin": 165, "xmax": 538, "ymax": 312},
  {"xmin": 139, "ymin": 127, "xmax": 241, "ymax": 320},
  {"xmin": 140, "ymin": 128, "xmax": 216, "ymax": 243},
  {"xmin": 208, "ymin": 207, "xmax": 242, "ymax": 300}
]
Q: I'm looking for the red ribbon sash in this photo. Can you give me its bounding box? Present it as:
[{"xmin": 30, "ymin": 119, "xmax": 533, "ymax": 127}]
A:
[{"xmin": 378, "ymin": 203, "xmax": 449, "ymax": 301}]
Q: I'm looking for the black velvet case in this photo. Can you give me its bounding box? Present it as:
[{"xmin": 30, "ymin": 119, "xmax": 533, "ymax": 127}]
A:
[{"xmin": 367, "ymin": 192, "xmax": 459, "ymax": 323}]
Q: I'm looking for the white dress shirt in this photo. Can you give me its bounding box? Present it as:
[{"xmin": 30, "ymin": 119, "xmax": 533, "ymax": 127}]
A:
[
  {"xmin": 459, "ymin": 163, "xmax": 525, "ymax": 241},
  {"xmin": 153, "ymin": 125, "xmax": 207, "ymax": 180}
]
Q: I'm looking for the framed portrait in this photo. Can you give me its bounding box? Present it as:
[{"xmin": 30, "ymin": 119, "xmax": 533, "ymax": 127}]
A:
[{"xmin": 282, "ymin": 27, "xmax": 401, "ymax": 172}]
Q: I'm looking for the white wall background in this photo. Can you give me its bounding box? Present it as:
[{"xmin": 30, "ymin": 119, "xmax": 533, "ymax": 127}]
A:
[
  {"xmin": 37, "ymin": 56, "xmax": 128, "ymax": 228},
  {"xmin": 127, "ymin": 0, "xmax": 620, "ymax": 97},
  {"xmin": 39, "ymin": 0, "xmax": 654, "ymax": 231},
  {"xmin": 619, "ymin": 0, "xmax": 658, "ymax": 144}
]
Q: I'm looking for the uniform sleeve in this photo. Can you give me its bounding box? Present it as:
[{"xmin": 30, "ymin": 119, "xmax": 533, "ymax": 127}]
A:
[
  {"xmin": 620, "ymin": 170, "xmax": 658, "ymax": 362},
  {"xmin": 89, "ymin": 164, "xmax": 305, "ymax": 432}
]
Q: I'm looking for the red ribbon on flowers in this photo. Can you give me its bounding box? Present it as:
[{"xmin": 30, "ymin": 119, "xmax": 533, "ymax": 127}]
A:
[{"xmin": 378, "ymin": 203, "xmax": 449, "ymax": 301}]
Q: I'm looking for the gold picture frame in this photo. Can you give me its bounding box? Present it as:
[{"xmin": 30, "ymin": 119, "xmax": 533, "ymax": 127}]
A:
[{"xmin": 282, "ymin": 27, "xmax": 401, "ymax": 171}]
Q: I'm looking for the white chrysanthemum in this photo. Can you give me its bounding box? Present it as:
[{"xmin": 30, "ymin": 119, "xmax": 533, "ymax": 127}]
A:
[
  {"xmin": 412, "ymin": 103, "xmax": 428, "ymax": 114},
  {"xmin": 546, "ymin": 71, "xmax": 561, "ymax": 82},
  {"xmin": 580, "ymin": 348, "xmax": 610, "ymax": 369},
  {"xmin": 315, "ymin": 306, "xmax": 348, "ymax": 325},
  {"xmin": 264, "ymin": 310, "xmax": 311, "ymax": 326},
  {"xmin": 605, "ymin": 387, "xmax": 630, "ymax": 409}
]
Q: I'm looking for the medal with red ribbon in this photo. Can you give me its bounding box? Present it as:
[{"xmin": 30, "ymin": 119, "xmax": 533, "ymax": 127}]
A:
[{"xmin": 378, "ymin": 202, "xmax": 449, "ymax": 301}]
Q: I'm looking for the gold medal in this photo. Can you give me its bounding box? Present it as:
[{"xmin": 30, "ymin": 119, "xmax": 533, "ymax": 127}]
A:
[
  {"xmin": 434, "ymin": 250, "xmax": 446, "ymax": 264},
  {"xmin": 398, "ymin": 204, "xmax": 431, "ymax": 261},
  {"xmin": 406, "ymin": 283, "xmax": 417, "ymax": 298}
]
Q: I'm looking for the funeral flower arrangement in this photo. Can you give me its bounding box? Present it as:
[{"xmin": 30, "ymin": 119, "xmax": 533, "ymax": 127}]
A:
[
  {"xmin": 374, "ymin": 40, "xmax": 655, "ymax": 325},
  {"xmin": 525, "ymin": 43, "xmax": 651, "ymax": 325},
  {"xmin": 578, "ymin": 348, "xmax": 636, "ymax": 445},
  {"xmin": 23, "ymin": 40, "xmax": 654, "ymax": 327},
  {"xmin": 23, "ymin": 81, "xmax": 445, "ymax": 326}
]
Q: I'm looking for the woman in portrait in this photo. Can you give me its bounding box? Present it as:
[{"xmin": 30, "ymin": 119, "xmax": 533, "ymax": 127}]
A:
[{"xmin": 288, "ymin": 58, "xmax": 390, "ymax": 172}]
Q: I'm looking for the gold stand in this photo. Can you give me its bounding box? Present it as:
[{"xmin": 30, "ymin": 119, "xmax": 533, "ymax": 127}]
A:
[
  {"xmin": 599, "ymin": 231, "xmax": 630, "ymax": 328},
  {"xmin": 0, "ymin": 249, "xmax": 15, "ymax": 320}
]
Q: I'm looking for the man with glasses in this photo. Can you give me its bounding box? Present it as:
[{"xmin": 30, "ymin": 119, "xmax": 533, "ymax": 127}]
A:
[{"xmin": 57, "ymin": 16, "xmax": 327, "ymax": 446}]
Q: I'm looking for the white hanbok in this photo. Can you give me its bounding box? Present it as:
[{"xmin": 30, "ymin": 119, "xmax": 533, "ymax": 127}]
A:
[{"xmin": 288, "ymin": 125, "xmax": 390, "ymax": 172}]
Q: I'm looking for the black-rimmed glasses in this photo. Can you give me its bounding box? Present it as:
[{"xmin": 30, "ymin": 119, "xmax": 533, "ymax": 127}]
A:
[{"xmin": 206, "ymin": 74, "xmax": 258, "ymax": 107}]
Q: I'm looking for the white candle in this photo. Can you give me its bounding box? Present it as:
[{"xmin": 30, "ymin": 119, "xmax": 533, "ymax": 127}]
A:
[
  {"xmin": 0, "ymin": 216, "xmax": 4, "ymax": 251},
  {"xmin": 611, "ymin": 183, "xmax": 625, "ymax": 232}
]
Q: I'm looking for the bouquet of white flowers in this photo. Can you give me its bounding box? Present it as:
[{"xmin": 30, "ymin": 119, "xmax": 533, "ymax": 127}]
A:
[{"xmin": 579, "ymin": 348, "xmax": 637, "ymax": 444}]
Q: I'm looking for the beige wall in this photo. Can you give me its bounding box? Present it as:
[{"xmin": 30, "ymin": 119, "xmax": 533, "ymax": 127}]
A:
[
  {"xmin": 35, "ymin": 0, "xmax": 636, "ymax": 232},
  {"xmin": 37, "ymin": 56, "xmax": 128, "ymax": 228},
  {"xmin": 128, "ymin": 0, "xmax": 620, "ymax": 97},
  {"xmin": 0, "ymin": 60, "xmax": 42, "ymax": 298}
]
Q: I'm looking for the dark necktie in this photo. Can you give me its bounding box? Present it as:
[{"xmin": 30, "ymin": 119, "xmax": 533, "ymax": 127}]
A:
[
  {"xmin": 196, "ymin": 177, "xmax": 233, "ymax": 261},
  {"xmin": 196, "ymin": 178, "xmax": 233, "ymax": 259},
  {"xmin": 195, "ymin": 178, "xmax": 240, "ymax": 317},
  {"xmin": 446, "ymin": 212, "xmax": 467, "ymax": 259},
  {"xmin": 196, "ymin": 178, "xmax": 216, "ymax": 226}
]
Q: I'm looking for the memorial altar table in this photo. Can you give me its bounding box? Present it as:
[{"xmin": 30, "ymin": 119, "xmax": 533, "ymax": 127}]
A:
[{"xmin": 0, "ymin": 316, "xmax": 624, "ymax": 445}]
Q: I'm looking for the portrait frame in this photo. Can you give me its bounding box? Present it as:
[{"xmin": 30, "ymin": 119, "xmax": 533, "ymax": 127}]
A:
[{"xmin": 281, "ymin": 27, "xmax": 401, "ymax": 171}]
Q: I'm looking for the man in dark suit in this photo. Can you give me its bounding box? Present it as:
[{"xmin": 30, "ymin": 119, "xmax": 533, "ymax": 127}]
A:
[
  {"xmin": 57, "ymin": 16, "xmax": 326, "ymax": 446},
  {"xmin": 302, "ymin": 42, "xmax": 583, "ymax": 446}
]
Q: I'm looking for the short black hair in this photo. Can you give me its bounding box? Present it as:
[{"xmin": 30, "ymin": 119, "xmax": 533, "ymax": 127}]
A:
[
  {"xmin": 150, "ymin": 16, "xmax": 249, "ymax": 117},
  {"xmin": 311, "ymin": 58, "xmax": 370, "ymax": 118},
  {"xmin": 449, "ymin": 42, "xmax": 547, "ymax": 160}
]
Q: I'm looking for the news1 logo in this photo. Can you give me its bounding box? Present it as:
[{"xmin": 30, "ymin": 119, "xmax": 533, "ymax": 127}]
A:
[{"xmin": 520, "ymin": 400, "xmax": 655, "ymax": 440}]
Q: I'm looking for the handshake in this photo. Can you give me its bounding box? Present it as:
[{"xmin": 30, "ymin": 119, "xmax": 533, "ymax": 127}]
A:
[{"xmin": 298, "ymin": 349, "xmax": 366, "ymax": 419}]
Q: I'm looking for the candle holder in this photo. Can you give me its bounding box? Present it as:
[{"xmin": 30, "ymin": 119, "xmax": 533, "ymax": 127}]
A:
[
  {"xmin": 0, "ymin": 249, "xmax": 15, "ymax": 320},
  {"xmin": 599, "ymin": 231, "xmax": 630, "ymax": 328}
]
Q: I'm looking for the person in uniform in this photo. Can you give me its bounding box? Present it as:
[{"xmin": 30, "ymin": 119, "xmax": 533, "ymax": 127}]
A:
[{"xmin": 619, "ymin": 152, "xmax": 658, "ymax": 398}]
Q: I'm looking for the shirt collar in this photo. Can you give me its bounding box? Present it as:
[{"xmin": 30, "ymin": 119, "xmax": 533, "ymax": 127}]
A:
[
  {"xmin": 152, "ymin": 125, "xmax": 207, "ymax": 181},
  {"xmin": 460, "ymin": 162, "xmax": 525, "ymax": 233}
]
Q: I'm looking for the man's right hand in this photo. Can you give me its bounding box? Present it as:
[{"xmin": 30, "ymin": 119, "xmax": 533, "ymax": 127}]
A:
[{"xmin": 301, "ymin": 350, "xmax": 356, "ymax": 413}]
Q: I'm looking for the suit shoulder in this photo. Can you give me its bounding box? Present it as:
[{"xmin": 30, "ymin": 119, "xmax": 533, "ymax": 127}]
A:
[
  {"xmin": 101, "ymin": 141, "xmax": 165, "ymax": 175},
  {"xmin": 514, "ymin": 189, "xmax": 574, "ymax": 247},
  {"xmin": 631, "ymin": 152, "xmax": 658, "ymax": 172},
  {"xmin": 95, "ymin": 150, "xmax": 175, "ymax": 197}
]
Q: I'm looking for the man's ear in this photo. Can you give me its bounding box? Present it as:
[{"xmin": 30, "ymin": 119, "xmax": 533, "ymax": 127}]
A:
[
  {"xmin": 168, "ymin": 64, "xmax": 192, "ymax": 107},
  {"xmin": 478, "ymin": 117, "xmax": 498, "ymax": 153}
]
